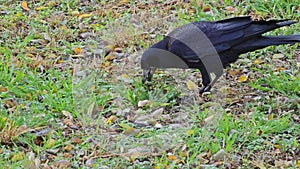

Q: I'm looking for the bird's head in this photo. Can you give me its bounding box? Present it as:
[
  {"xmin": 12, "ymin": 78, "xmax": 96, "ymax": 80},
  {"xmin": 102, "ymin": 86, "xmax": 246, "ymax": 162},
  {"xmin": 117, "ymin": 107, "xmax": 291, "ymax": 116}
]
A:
[{"xmin": 141, "ymin": 38, "xmax": 169, "ymax": 83}]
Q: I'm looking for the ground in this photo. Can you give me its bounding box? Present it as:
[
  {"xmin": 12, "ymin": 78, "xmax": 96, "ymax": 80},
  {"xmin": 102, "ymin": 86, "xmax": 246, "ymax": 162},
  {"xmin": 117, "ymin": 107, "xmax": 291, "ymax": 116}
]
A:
[{"xmin": 0, "ymin": 0, "xmax": 299, "ymax": 168}]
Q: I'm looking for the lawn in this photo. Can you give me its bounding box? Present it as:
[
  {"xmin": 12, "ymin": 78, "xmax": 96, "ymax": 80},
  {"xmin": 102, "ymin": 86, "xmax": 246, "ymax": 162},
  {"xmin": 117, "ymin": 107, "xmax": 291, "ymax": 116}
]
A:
[{"xmin": 0, "ymin": 0, "xmax": 299, "ymax": 168}]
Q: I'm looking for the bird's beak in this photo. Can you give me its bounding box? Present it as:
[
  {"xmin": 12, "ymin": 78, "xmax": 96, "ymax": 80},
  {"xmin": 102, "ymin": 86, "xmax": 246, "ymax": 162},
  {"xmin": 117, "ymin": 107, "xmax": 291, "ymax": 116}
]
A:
[{"xmin": 142, "ymin": 68, "xmax": 156, "ymax": 83}]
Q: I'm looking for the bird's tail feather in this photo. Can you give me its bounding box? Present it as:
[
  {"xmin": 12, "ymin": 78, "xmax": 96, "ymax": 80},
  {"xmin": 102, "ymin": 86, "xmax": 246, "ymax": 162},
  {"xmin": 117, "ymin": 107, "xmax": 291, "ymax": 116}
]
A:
[
  {"xmin": 243, "ymin": 20, "xmax": 298, "ymax": 38},
  {"xmin": 234, "ymin": 35, "xmax": 300, "ymax": 54}
]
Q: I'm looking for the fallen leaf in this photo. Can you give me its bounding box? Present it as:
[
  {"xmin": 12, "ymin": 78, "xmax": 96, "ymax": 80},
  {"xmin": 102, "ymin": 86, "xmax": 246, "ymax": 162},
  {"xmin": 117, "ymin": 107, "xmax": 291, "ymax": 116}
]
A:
[
  {"xmin": 78, "ymin": 13, "xmax": 93, "ymax": 19},
  {"xmin": 276, "ymin": 67, "xmax": 285, "ymax": 71},
  {"xmin": 105, "ymin": 54, "xmax": 116, "ymax": 61},
  {"xmin": 225, "ymin": 6, "xmax": 235, "ymax": 12},
  {"xmin": 296, "ymin": 159, "xmax": 300, "ymax": 167},
  {"xmin": 186, "ymin": 80, "xmax": 198, "ymax": 90},
  {"xmin": 54, "ymin": 160, "xmax": 70, "ymax": 168},
  {"xmin": 36, "ymin": 6, "xmax": 47, "ymax": 11},
  {"xmin": 45, "ymin": 138, "xmax": 56, "ymax": 148},
  {"xmin": 21, "ymin": 1, "xmax": 30, "ymax": 11},
  {"xmin": 238, "ymin": 75, "xmax": 247, "ymax": 83},
  {"xmin": 64, "ymin": 145, "xmax": 72, "ymax": 151},
  {"xmin": 274, "ymin": 148, "xmax": 281, "ymax": 154},
  {"xmin": 272, "ymin": 53, "xmax": 284, "ymax": 59},
  {"xmin": 62, "ymin": 110, "xmax": 72, "ymax": 119},
  {"xmin": 213, "ymin": 149, "xmax": 226, "ymax": 160},
  {"xmin": 0, "ymin": 86, "xmax": 8, "ymax": 92},
  {"xmin": 186, "ymin": 130, "xmax": 194, "ymax": 135},
  {"xmin": 203, "ymin": 5, "xmax": 210, "ymax": 12},
  {"xmin": 73, "ymin": 47, "xmax": 83, "ymax": 54},
  {"xmin": 138, "ymin": 100, "xmax": 150, "ymax": 107},
  {"xmin": 168, "ymin": 154, "xmax": 177, "ymax": 161},
  {"xmin": 106, "ymin": 115, "xmax": 118, "ymax": 125},
  {"xmin": 228, "ymin": 70, "xmax": 241, "ymax": 75},
  {"xmin": 275, "ymin": 160, "xmax": 293, "ymax": 168},
  {"xmin": 11, "ymin": 152, "xmax": 25, "ymax": 162},
  {"xmin": 118, "ymin": 0, "xmax": 129, "ymax": 5},
  {"xmin": 72, "ymin": 137, "xmax": 82, "ymax": 144},
  {"xmin": 253, "ymin": 58, "xmax": 263, "ymax": 64}
]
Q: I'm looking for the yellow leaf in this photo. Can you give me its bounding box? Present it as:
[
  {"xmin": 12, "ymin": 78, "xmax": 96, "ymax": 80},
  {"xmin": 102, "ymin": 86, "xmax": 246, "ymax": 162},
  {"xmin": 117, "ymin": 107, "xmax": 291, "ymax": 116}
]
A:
[
  {"xmin": 21, "ymin": 1, "xmax": 30, "ymax": 11},
  {"xmin": 45, "ymin": 138, "xmax": 56, "ymax": 148},
  {"xmin": 12, "ymin": 152, "xmax": 25, "ymax": 162},
  {"xmin": 121, "ymin": 74, "xmax": 129, "ymax": 79},
  {"xmin": 238, "ymin": 75, "xmax": 247, "ymax": 83},
  {"xmin": 105, "ymin": 54, "xmax": 116, "ymax": 61},
  {"xmin": 78, "ymin": 13, "xmax": 93, "ymax": 19},
  {"xmin": 273, "ymin": 53, "xmax": 284, "ymax": 59},
  {"xmin": 273, "ymin": 144, "xmax": 280, "ymax": 149},
  {"xmin": 253, "ymin": 58, "xmax": 263, "ymax": 64},
  {"xmin": 186, "ymin": 80, "xmax": 198, "ymax": 90},
  {"xmin": 296, "ymin": 159, "xmax": 300, "ymax": 167},
  {"xmin": 186, "ymin": 130, "xmax": 194, "ymax": 135},
  {"xmin": 168, "ymin": 154, "xmax": 177, "ymax": 161},
  {"xmin": 118, "ymin": 0, "xmax": 129, "ymax": 5},
  {"xmin": 64, "ymin": 145, "xmax": 72, "ymax": 151},
  {"xmin": 73, "ymin": 47, "xmax": 82, "ymax": 54},
  {"xmin": 106, "ymin": 115, "xmax": 118, "ymax": 125},
  {"xmin": 36, "ymin": 6, "xmax": 47, "ymax": 11},
  {"xmin": 106, "ymin": 45, "xmax": 115, "ymax": 51},
  {"xmin": 277, "ymin": 67, "xmax": 285, "ymax": 71}
]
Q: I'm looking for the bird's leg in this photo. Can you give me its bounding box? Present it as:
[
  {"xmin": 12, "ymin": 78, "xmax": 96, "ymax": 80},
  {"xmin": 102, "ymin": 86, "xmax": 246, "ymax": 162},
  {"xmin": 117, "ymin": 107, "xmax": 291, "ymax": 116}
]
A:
[{"xmin": 198, "ymin": 65, "xmax": 211, "ymax": 94}]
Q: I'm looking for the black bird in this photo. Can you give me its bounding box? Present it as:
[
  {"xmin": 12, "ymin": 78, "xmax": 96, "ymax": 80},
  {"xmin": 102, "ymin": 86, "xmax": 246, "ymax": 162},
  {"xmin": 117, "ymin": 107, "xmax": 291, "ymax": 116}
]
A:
[{"xmin": 141, "ymin": 16, "xmax": 300, "ymax": 93}]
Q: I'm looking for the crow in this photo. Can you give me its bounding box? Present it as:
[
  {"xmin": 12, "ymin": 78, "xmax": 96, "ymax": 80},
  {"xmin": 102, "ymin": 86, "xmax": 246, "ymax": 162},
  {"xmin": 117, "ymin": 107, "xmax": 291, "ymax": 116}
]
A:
[{"xmin": 141, "ymin": 16, "xmax": 300, "ymax": 93}]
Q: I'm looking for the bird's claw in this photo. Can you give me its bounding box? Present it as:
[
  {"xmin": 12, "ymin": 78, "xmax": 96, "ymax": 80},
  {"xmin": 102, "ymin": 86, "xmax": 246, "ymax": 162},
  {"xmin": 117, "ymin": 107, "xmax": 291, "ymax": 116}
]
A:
[{"xmin": 199, "ymin": 85, "xmax": 211, "ymax": 94}]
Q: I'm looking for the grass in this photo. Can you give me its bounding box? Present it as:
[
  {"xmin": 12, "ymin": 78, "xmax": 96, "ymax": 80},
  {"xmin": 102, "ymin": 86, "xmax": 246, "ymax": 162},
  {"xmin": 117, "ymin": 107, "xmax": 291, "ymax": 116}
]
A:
[{"xmin": 0, "ymin": 0, "xmax": 299, "ymax": 168}]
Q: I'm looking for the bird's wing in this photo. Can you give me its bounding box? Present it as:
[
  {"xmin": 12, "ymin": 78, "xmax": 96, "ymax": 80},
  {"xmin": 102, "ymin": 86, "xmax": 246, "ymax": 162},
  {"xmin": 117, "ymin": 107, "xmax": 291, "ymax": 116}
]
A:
[{"xmin": 167, "ymin": 16, "xmax": 295, "ymax": 62}]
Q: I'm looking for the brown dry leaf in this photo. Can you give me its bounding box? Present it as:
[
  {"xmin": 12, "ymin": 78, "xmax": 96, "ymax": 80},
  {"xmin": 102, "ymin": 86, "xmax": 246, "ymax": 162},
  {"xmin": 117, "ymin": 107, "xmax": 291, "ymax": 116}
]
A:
[
  {"xmin": 72, "ymin": 137, "xmax": 82, "ymax": 144},
  {"xmin": 225, "ymin": 6, "xmax": 235, "ymax": 12},
  {"xmin": 78, "ymin": 13, "xmax": 93, "ymax": 19},
  {"xmin": 180, "ymin": 144, "xmax": 188, "ymax": 157},
  {"xmin": 63, "ymin": 153, "xmax": 72, "ymax": 158},
  {"xmin": 21, "ymin": 1, "xmax": 30, "ymax": 11},
  {"xmin": 228, "ymin": 70, "xmax": 241, "ymax": 75},
  {"xmin": 238, "ymin": 75, "xmax": 247, "ymax": 83},
  {"xmin": 62, "ymin": 110, "xmax": 73, "ymax": 119},
  {"xmin": 106, "ymin": 115, "xmax": 118, "ymax": 125},
  {"xmin": 64, "ymin": 145, "xmax": 72, "ymax": 151},
  {"xmin": 203, "ymin": 5, "xmax": 210, "ymax": 12},
  {"xmin": 73, "ymin": 47, "xmax": 83, "ymax": 54},
  {"xmin": 274, "ymin": 148, "xmax": 281, "ymax": 154},
  {"xmin": 118, "ymin": 0, "xmax": 129, "ymax": 5},
  {"xmin": 186, "ymin": 80, "xmax": 198, "ymax": 90},
  {"xmin": 276, "ymin": 67, "xmax": 285, "ymax": 71},
  {"xmin": 105, "ymin": 54, "xmax": 116, "ymax": 61},
  {"xmin": 0, "ymin": 86, "xmax": 8, "ymax": 93},
  {"xmin": 168, "ymin": 154, "xmax": 177, "ymax": 161},
  {"xmin": 256, "ymin": 129, "xmax": 262, "ymax": 135},
  {"xmin": 54, "ymin": 160, "xmax": 71, "ymax": 168}
]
